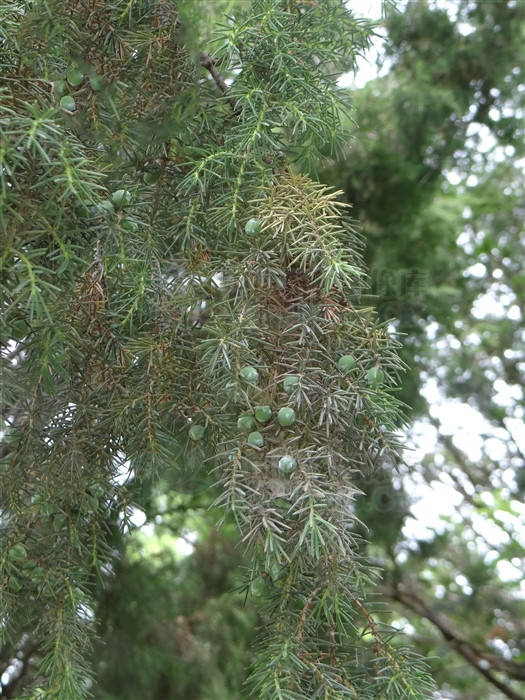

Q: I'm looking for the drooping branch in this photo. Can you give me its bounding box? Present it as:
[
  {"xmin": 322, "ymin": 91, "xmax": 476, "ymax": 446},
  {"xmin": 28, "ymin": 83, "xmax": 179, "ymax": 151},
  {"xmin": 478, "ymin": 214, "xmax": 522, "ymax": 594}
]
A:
[{"xmin": 384, "ymin": 584, "xmax": 525, "ymax": 700}]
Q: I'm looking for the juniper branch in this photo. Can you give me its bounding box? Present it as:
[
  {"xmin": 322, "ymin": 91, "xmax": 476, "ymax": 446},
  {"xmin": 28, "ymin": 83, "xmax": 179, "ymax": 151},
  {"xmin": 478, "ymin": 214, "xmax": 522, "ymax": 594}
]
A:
[{"xmin": 199, "ymin": 51, "xmax": 239, "ymax": 113}]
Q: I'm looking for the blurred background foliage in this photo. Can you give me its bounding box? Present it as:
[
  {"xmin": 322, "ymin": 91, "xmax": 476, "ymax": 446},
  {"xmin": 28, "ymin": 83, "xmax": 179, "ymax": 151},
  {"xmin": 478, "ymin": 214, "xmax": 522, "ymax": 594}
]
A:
[{"xmin": 1, "ymin": 0, "xmax": 524, "ymax": 698}]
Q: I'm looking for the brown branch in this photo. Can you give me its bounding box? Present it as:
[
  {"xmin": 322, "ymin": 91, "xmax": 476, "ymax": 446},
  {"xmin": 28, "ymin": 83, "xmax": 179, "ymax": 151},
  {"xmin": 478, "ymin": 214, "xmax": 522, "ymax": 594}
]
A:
[
  {"xmin": 428, "ymin": 416, "xmax": 491, "ymax": 495},
  {"xmin": 199, "ymin": 52, "xmax": 239, "ymax": 114},
  {"xmin": 296, "ymin": 585, "xmax": 321, "ymax": 641},
  {"xmin": 384, "ymin": 584, "xmax": 525, "ymax": 700}
]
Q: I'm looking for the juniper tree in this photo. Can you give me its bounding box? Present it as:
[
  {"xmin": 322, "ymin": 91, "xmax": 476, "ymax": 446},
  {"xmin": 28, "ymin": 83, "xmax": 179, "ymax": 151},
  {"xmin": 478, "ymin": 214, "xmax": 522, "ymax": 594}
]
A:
[{"xmin": 1, "ymin": 1, "xmax": 435, "ymax": 698}]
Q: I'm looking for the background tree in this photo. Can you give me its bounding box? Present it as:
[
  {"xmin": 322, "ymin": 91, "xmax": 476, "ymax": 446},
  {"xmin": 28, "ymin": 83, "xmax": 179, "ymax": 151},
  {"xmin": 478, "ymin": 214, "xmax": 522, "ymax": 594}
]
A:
[
  {"xmin": 320, "ymin": 2, "xmax": 525, "ymax": 699},
  {"xmin": 1, "ymin": 1, "xmax": 435, "ymax": 699}
]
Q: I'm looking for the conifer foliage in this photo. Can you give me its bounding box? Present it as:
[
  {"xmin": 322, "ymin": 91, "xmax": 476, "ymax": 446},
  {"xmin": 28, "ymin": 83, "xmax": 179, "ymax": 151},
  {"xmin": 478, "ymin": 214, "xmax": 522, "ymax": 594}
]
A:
[{"xmin": 1, "ymin": 1, "xmax": 434, "ymax": 697}]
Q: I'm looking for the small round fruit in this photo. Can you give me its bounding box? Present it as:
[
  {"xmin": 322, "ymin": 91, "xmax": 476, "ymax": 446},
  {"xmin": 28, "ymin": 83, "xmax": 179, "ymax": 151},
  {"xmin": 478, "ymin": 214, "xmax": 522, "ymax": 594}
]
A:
[
  {"xmin": 283, "ymin": 375, "xmax": 299, "ymax": 394},
  {"xmin": 188, "ymin": 424, "xmax": 205, "ymax": 441},
  {"xmin": 75, "ymin": 203, "xmax": 90, "ymax": 218},
  {"xmin": 31, "ymin": 566, "xmax": 46, "ymax": 582},
  {"xmin": 54, "ymin": 80, "xmax": 67, "ymax": 96},
  {"xmin": 244, "ymin": 218, "xmax": 261, "ymax": 235},
  {"xmin": 250, "ymin": 578, "xmax": 266, "ymax": 597},
  {"xmin": 8, "ymin": 544, "xmax": 27, "ymax": 562},
  {"xmin": 247, "ymin": 431, "xmax": 264, "ymax": 448},
  {"xmin": 121, "ymin": 219, "xmax": 138, "ymax": 232},
  {"xmin": 277, "ymin": 407, "xmax": 296, "ymax": 427},
  {"xmin": 239, "ymin": 366, "xmax": 259, "ymax": 384},
  {"xmin": 60, "ymin": 95, "xmax": 76, "ymax": 112},
  {"xmin": 278, "ymin": 455, "xmax": 297, "ymax": 476},
  {"xmin": 84, "ymin": 495, "xmax": 99, "ymax": 514},
  {"xmin": 96, "ymin": 200, "xmax": 114, "ymax": 216},
  {"xmin": 367, "ymin": 366, "xmax": 384, "ymax": 387},
  {"xmin": 89, "ymin": 75, "xmax": 104, "ymax": 91},
  {"xmin": 144, "ymin": 171, "xmax": 159, "ymax": 185},
  {"xmin": 292, "ymin": 593, "xmax": 308, "ymax": 611},
  {"xmin": 40, "ymin": 502, "xmax": 54, "ymax": 516},
  {"xmin": 237, "ymin": 415, "xmax": 255, "ymax": 432},
  {"xmin": 254, "ymin": 405, "xmax": 272, "ymax": 423},
  {"xmin": 337, "ymin": 355, "xmax": 357, "ymax": 372},
  {"xmin": 67, "ymin": 69, "xmax": 84, "ymax": 86},
  {"xmin": 112, "ymin": 189, "xmax": 132, "ymax": 208}
]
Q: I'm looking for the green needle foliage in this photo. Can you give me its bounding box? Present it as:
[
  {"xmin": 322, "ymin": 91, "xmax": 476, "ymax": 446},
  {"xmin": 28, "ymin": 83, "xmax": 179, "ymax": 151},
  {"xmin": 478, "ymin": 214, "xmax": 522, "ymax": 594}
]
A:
[{"xmin": 1, "ymin": 1, "xmax": 434, "ymax": 697}]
